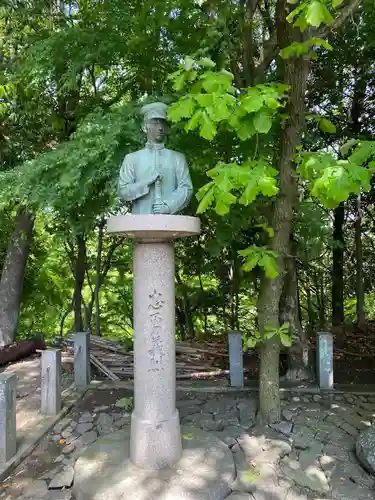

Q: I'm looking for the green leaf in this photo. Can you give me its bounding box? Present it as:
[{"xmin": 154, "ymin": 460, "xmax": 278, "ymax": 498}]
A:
[
  {"xmin": 319, "ymin": 118, "xmax": 336, "ymax": 134},
  {"xmin": 306, "ymin": 1, "xmax": 333, "ymax": 27},
  {"xmin": 196, "ymin": 186, "xmax": 215, "ymax": 213},
  {"xmin": 246, "ymin": 337, "xmax": 258, "ymax": 349},
  {"xmin": 183, "ymin": 56, "xmax": 195, "ymax": 71},
  {"xmin": 185, "ymin": 110, "xmax": 203, "ymax": 132},
  {"xmin": 194, "ymin": 94, "xmax": 213, "ymax": 107},
  {"xmin": 253, "ymin": 111, "xmax": 272, "ymax": 134},
  {"xmin": 173, "ymin": 71, "xmax": 188, "ymax": 91},
  {"xmin": 280, "ymin": 333, "xmax": 293, "ymax": 347},
  {"xmin": 200, "ymin": 111, "xmax": 217, "ymax": 140},
  {"xmin": 236, "ymin": 120, "xmax": 256, "ymax": 141},
  {"xmin": 239, "ymin": 182, "xmax": 258, "ymax": 205},
  {"xmin": 258, "ymin": 253, "xmax": 279, "ymax": 279},
  {"xmin": 340, "ymin": 139, "xmax": 358, "ymax": 155},
  {"xmin": 332, "ymin": 0, "xmax": 343, "ymax": 7},
  {"xmin": 168, "ymin": 98, "xmax": 196, "ymax": 122},
  {"xmin": 242, "ymin": 252, "xmax": 260, "ymax": 272},
  {"xmin": 198, "ymin": 57, "xmax": 216, "ymax": 68},
  {"xmin": 242, "ymin": 90, "xmax": 263, "ymax": 113}
]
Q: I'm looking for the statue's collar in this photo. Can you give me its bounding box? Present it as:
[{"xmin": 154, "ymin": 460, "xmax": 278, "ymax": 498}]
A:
[{"xmin": 145, "ymin": 142, "xmax": 165, "ymax": 151}]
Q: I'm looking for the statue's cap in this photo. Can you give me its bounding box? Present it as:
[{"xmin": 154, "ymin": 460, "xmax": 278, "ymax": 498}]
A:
[{"xmin": 140, "ymin": 102, "xmax": 168, "ymax": 121}]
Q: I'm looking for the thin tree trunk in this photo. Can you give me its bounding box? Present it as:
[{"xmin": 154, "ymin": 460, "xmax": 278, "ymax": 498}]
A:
[
  {"xmin": 332, "ymin": 204, "xmax": 345, "ymax": 326},
  {"xmin": 0, "ymin": 207, "xmax": 35, "ymax": 347},
  {"xmin": 280, "ymin": 255, "xmax": 310, "ymax": 381},
  {"xmin": 355, "ymin": 195, "xmax": 365, "ymax": 325},
  {"xmin": 74, "ymin": 234, "xmax": 86, "ymax": 332},
  {"xmin": 257, "ymin": 0, "xmax": 309, "ymax": 423}
]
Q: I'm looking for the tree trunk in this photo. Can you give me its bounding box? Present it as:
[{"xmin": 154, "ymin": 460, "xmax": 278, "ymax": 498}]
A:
[
  {"xmin": 257, "ymin": 0, "xmax": 310, "ymax": 423},
  {"xmin": 73, "ymin": 234, "xmax": 86, "ymax": 332},
  {"xmin": 0, "ymin": 207, "xmax": 35, "ymax": 347},
  {"xmin": 355, "ymin": 195, "xmax": 365, "ymax": 325},
  {"xmin": 280, "ymin": 255, "xmax": 310, "ymax": 380},
  {"xmin": 332, "ymin": 204, "xmax": 345, "ymax": 326}
]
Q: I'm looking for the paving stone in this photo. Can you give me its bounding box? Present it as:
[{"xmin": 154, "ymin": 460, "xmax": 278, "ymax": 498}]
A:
[
  {"xmin": 322, "ymin": 444, "xmax": 351, "ymax": 462},
  {"xmin": 48, "ymin": 466, "xmax": 74, "ymax": 489},
  {"xmin": 356, "ymin": 425, "xmax": 375, "ymax": 474},
  {"xmin": 42, "ymin": 491, "xmax": 72, "ymax": 500},
  {"xmin": 40, "ymin": 467, "xmax": 62, "ymax": 480},
  {"xmin": 282, "ymin": 409, "xmax": 296, "ymax": 421},
  {"xmin": 62, "ymin": 443, "xmax": 75, "ymax": 455},
  {"xmin": 61, "ymin": 429, "xmax": 72, "ymax": 439},
  {"xmin": 237, "ymin": 401, "xmax": 257, "ymax": 428},
  {"xmin": 339, "ymin": 421, "xmax": 359, "ymax": 437},
  {"xmin": 75, "ymin": 430, "xmax": 98, "ymax": 448},
  {"xmin": 97, "ymin": 413, "xmax": 115, "ymax": 435},
  {"xmin": 54, "ymin": 418, "xmax": 71, "ymax": 434},
  {"xmin": 75, "ymin": 422, "xmax": 94, "ymax": 435},
  {"xmin": 177, "ymin": 404, "xmax": 202, "ymax": 419},
  {"xmin": 94, "ymin": 405, "xmax": 110, "ymax": 412},
  {"xmin": 332, "ymin": 484, "xmax": 375, "ymax": 500},
  {"xmin": 226, "ymin": 493, "xmax": 254, "ymax": 499},
  {"xmin": 292, "ymin": 425, "xmax": 316, "ymax": 449},
  {"xmin": 359, "ymin": 402, "xmax": 375, "ymax": 412},
  {"xmin": 313, "ymin": 395, "xmax": 322, "ymax": 402},
  {"xmin": 114, "ymin": 415, "xmax": 131, "ymax": 429},
  {"xmin": 269, "ymin": 421, "xmax": 293, "ymax": 436},
  {"xmin": 280, "ymin": 457, "xmax": 330, "ymax": 494},
  {"xmin": 78, "ymin": 412, "xmax": 94, "ymax": 424}
]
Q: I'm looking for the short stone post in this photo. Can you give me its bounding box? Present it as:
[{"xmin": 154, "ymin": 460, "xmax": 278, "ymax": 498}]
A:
[
  {"xmin": 73, "ymin": 332, "xmax": 90, "ymax": 389},
  {"xmin": 41, "ymin": 349, "xmax": 62, "ymax": 416},
  {"xmin": 228, "ymin": 331, "xmax": 244, "ymax": 388},
  {"xmin": 0, "ymin": 372, "xmax": 17, "ymax": 463},
  {"xmin": 316, "ymin": 332, "xmax": 334, "ymax": 390}
]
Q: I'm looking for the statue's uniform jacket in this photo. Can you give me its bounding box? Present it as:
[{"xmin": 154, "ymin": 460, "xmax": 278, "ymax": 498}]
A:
[{"xmin": 118, "ymin": 144, "xmax": 193, "ymax": 214}]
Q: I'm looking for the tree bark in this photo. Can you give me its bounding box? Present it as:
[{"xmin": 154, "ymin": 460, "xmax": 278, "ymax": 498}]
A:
[
  {"xmin": 355, "ymin": 195, "xmax": 365, "ymax": 325},
  {"xmin": 94, "ymin": 217, "xmax": 105, "ymax": 336},
  {"xmin": 280, "ymin": 255, "xmax": 310, "ymax": 380},
  {"xmin": 332, "ymin": 204, "xmax": 345, "ymax": 326},
  {"xmin": 0, "ymin": 207, "xmax": 35, "ymax": 347},
  {"xmin": 257, "ymin": 0, "xmax": 309, "ymax": 423}
]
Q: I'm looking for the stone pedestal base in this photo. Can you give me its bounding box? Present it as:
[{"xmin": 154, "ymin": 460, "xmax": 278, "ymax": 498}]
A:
[
  {"xmin": 73, "ymin": 426, "xmax": 235, "ymax": 500},
  {"xmin": 130, "ymin": 410, "xmax": 182, "ymax": 469}
]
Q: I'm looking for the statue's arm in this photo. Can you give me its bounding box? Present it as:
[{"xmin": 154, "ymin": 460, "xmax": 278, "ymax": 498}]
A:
[
  {"xmin": 118, "ymin": 155, "xmax": 150, "ymax": 202},
  {"xmin": 163, "ymin": 154, "xmax": 193, "ymax": 214}
]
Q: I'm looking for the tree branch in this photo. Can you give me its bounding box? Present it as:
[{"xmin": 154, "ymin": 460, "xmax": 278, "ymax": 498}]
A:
[{"xmin": 320, "ymin": 0, "xmax": 361, "ymax": 37}]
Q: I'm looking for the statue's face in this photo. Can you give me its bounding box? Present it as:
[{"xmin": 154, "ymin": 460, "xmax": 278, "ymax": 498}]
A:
[{"xmin": 145, "ymin": 118, "xmax": 167, "ymax": 143}]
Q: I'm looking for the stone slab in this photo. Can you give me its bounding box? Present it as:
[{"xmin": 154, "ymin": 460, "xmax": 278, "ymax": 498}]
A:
[
  {"xmin": 107, "ymin": 214, "xmax": 201, "ymax": 241},
  {"xmin": 316, "ymin": 332, "xmax": 333, "ymax": 390},
  {"xmin": 73, "ymin": 425, "xmax": 235, "ymax": 500}
]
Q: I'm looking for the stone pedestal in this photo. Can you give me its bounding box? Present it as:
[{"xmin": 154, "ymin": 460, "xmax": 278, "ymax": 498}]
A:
[
  {"xmin": 316, "ymin": 332, "xmax": 333, "ymax": 390},
  {"xmin": 228, "ymin": 331, "xmax": 244, "ymax": 388},
  {"xmin": 41, "ymin": 349, "xmax": 62, "ymax": 416},
  {"xmin": 107, "ymin": 215, "xmax": 200, "ymax": 470},
  {"xmin": 73, "ymin": 332, "xmax": 91, "ymax": 389},
  {"xmin": 0, "ymin": 373, "xmax": 16, "ymax": 463}
]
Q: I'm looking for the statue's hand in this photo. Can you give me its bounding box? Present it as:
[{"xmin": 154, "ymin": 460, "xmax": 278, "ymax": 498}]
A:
[
  {"xmin": 147, "ymin": 173, "xmax": 161, "ymax": 186},
  {"xmin": 152, "ymin": 202, "xmax": 170, "ymax": 214}
]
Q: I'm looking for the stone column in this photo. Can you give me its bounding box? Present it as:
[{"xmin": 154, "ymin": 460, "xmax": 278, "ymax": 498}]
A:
[
  {"xmin": 316, "ymin": 332, "xmax": 334, "ymax": 390},
  {"xmin": 73, "ymin": 332, "xmax": 91, "ymax": 389},
  {"xmin": 0, "ymin": 372, "xmax": 17, "ymax": 463},
  {"xmin": 107, "ymin": 215, "xmax": 200, "ymax": 471},
  {"xmin": 41, "ymin": 349, "xmax": 62, "ymax": 416},
  {"xmin": 130, "ymin": 241, "xmax": 181, "ymax": 469}
]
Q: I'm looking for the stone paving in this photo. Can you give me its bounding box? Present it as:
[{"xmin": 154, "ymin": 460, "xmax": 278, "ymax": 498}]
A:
[{"xmin": 0, "ymin": 390, "xmax": 374, "ymax": 500}]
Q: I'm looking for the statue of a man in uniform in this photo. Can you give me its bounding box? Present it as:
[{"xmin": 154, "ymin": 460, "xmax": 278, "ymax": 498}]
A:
[{"xmin": 118, "ymin": 102, "xmax": 193, "ymax": 214}]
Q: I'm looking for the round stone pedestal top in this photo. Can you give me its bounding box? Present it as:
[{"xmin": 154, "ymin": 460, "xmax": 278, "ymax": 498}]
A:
[{"xmin": 107, "ymin": 214, "xmax": 201, "ymax": 241}]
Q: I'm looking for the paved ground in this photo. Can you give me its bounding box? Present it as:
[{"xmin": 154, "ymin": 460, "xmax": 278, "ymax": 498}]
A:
[{"xmin": 0, "ymin": 388, "xmax": 374, "ymax": 500}]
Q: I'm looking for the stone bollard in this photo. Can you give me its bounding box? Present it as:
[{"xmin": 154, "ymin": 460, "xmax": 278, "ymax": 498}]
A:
[
  {"xmin": 228, "ymin": 331, "xmax": 244, "ymax": 388},
  {"xmin": 316, "ymin": 332, "xmax": 334, "ymax": 390},
  {"xmin": 73, "ymin": 332, "xmax": 90, "ymax": 389},
  {"xmin": 0, "ymin": 372, "xmax": 17, "ymax": 463},
  {"xmin": 41, "ymin": 349, "xmax": 62, "ymax": 416}
]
